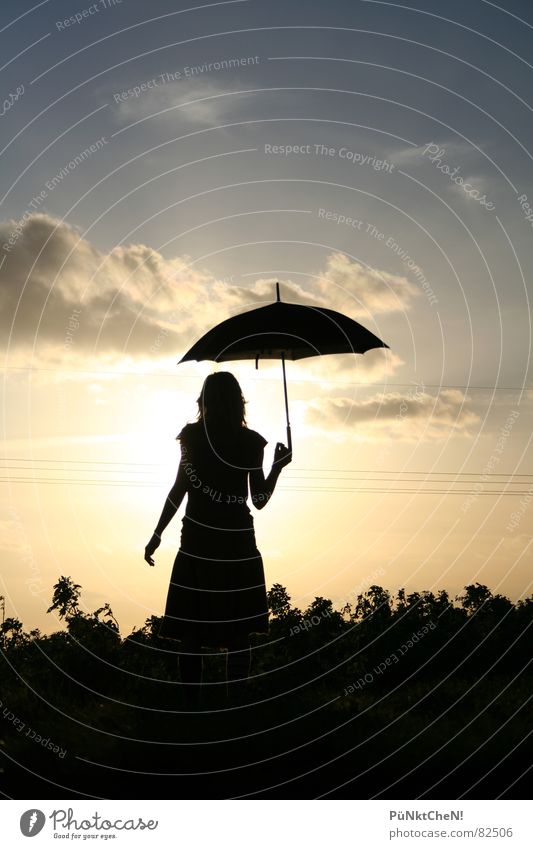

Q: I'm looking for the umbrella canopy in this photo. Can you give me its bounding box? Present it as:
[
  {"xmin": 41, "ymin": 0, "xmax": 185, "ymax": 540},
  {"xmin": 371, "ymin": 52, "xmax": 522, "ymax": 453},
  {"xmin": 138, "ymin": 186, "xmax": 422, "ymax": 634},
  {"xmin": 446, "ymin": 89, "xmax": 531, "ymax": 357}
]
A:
[
  {"xmin": 179, "ymin": 283, "xmax": 389, "ymax": 450},
  {"xmin": 180, "ymin": 284, "xmax": 388, "ymax": 363}
]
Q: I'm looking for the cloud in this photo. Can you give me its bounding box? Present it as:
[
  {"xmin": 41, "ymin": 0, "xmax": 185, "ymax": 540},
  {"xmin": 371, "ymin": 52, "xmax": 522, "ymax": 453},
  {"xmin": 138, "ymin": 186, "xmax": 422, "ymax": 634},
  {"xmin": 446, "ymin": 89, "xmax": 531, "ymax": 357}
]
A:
[
  {"xmin": 226, "ymin": 252, "xmax": 419, "ymax": 318},
  {"xmin": 0, "ymin": 215, "xmax": 416, "ymax": 371},
  {"xmin": 305, "ymin": 388, "xmax": 480, "ymax": 442},
  {"xmin": 314, "ymin": 252, "xmax": 420, "ymax": 318},
  {"xmin": 291, "ymin": 348, "xmax": 405, "ymax": 386},
  {"xmin": 217, "ymin": 277, "xmax": 323, "ymax": 309},
  {"xmin": 388, "ymin": 143, "xmax": 433, "ymax": 166},
  {"xmin": 112, "ymin": 79, "xmax": 246, "ymax": 129},
  {"xmin": 389, "ymin": 140, "xmax": 475, "ymax": 167},
  {"xmin": 0, "ymin": 213, "xmax": 223, "ymax": 365},
  {"xmin": 389, "ymin": 141, "xmax": 496, "ymax": 207},
  {"xmin": 448, "ymin": 174, "xmax": 492, "ymax": 202}
]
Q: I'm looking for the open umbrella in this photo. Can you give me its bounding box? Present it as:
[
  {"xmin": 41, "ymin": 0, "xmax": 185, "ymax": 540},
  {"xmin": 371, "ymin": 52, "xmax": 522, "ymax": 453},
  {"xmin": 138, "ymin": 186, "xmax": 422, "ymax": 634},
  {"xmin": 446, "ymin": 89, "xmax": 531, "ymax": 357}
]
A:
[{"xmin": 178, "ymin": 283, "xmax": 389, "ymax": 451}]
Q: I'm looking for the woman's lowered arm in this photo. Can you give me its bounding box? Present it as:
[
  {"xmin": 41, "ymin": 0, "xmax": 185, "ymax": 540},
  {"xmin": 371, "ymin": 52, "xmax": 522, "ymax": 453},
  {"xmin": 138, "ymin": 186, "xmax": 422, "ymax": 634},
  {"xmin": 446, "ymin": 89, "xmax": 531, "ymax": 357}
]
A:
[
  {"xmin": 249, "ymin": 442, "xmax": 292, "ymax": 510},
  {"xmin": 144, "ymin": 457, "xmax": 188, "ymax": 566},
  {"xmin": 154, "ymin": 464, "xmax": 188, "ymax": 536}
]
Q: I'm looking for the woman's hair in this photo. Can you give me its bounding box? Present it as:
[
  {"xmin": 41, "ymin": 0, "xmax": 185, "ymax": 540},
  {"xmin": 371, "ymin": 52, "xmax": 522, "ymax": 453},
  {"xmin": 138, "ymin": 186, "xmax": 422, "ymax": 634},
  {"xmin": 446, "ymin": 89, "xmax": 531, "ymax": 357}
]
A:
[{"xmin": 194, "ymin": 371, "xmax": 247, "ymax": 433}]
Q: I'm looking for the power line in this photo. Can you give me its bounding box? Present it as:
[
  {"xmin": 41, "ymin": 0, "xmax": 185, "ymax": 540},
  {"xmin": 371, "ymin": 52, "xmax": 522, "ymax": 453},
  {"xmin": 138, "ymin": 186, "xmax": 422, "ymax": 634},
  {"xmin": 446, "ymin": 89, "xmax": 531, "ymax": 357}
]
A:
[
  {"xmin": 295, "ymin": 469, "xmax": 533, "ymax": 477},
  {"xmin": 2, "ymin": 363, "xmax": 530, "ymax": 392},
  {"xmin": 1, "ymin": 477, "xmax": 531, "ymax": 495},
  {"xmin": 0, "ymin": 465, "xmax": 158, "ymax": 475},
  {"xmin": 0, "ymin": 468, "xmax": 531, "ymax": 486},
  {"xmin": 0, "ymin": 477, "xmax": 158, "ymax": 487},
  {"xmin": 0, "ymin": 456, "xmax": 157, "ymax": 467},
  {"xmin": 281, "ymin": 487, "xmax": 533, "ymax": 495},
  {"xmin": 1, "ymin": 457, "xmax": 532, "ymax": 477},
  {"xmin": 1, "ymin": 458, "xmax": 532, "ymax": 495},
  {"xmin": 288, "ymin": 476, "xmax": 531, "ymax": 484}
]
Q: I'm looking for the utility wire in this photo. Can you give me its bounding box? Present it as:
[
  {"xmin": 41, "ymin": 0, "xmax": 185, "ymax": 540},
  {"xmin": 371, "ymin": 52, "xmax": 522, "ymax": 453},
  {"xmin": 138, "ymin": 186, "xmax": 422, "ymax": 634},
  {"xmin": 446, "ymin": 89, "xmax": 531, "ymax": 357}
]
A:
[
  {"xmin": 1, "ymin": 458, "xmax": 532, "ymax": 477},
  {"xmin": 1, "ymin": 456, "xmax": 157, "ymax": 466},
  {"xmin": 2, "ymin": 362, "xmax": 530, "ymax": 392},
  {"xmin": 2, "ymin": 459, "xmax": 532, "ymax": 495},
  {"xmin": 0, "ymin": 469, "xmax": 531, "ymax": 486},
  {"xmin": 1, "ymin": 476, "xmax": 531, "ymax": 495}
]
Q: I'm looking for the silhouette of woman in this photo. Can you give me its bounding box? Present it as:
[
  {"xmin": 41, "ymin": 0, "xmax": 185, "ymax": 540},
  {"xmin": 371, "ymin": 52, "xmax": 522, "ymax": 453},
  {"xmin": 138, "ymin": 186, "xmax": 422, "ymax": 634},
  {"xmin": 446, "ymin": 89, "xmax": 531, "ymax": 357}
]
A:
[{"xmin": 144, "ymin": 371, "xmax": 292, "ymax": 708}]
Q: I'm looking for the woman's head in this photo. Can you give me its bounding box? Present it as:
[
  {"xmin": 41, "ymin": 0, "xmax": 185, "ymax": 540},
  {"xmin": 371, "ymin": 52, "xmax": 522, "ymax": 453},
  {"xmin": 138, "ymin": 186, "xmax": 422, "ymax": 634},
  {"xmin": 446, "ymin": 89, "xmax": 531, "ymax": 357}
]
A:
[{"xmin": 196, "ymin": 371, "xmax": 247, "ymax": 431}]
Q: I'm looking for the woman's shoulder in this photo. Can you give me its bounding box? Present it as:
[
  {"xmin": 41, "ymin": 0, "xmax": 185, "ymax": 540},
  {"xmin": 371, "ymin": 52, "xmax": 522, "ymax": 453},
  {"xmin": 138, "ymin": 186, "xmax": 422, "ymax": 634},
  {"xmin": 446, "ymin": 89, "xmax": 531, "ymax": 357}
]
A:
[
  {"xmin": 177, "ymin": 422, "xmax": 266, "ymax": 448},
  {"xmin": 242, "ymin": 427, "xmax": 267, "ymax": 448},
  {"xmin": 176, "ymin": 421, "xmax": 201, "ymax": 441}
]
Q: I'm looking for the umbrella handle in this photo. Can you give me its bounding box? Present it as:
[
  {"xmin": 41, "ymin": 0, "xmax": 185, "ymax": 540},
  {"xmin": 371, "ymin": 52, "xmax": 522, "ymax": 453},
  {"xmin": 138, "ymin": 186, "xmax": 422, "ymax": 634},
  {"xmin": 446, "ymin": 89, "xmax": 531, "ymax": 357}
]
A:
[{"xmin": 281, "ymin": 353, "xmax": 292, "ymax": 453}]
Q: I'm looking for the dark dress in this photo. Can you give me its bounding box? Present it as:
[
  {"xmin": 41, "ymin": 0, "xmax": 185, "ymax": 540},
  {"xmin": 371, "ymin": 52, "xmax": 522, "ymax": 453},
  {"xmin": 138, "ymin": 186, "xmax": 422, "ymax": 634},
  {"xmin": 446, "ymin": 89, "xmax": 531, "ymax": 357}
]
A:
[{"xmin": 158, "ymin": 421, "xmax": 271, "ymax": 649}]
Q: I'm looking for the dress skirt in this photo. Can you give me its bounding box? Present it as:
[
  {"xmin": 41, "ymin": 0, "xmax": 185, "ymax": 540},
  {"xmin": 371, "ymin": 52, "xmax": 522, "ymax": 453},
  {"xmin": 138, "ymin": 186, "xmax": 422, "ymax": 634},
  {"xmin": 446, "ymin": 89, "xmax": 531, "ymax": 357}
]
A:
[{"xmin": 158, "ymin": 515, "xmax": 270, "ymax": 648}]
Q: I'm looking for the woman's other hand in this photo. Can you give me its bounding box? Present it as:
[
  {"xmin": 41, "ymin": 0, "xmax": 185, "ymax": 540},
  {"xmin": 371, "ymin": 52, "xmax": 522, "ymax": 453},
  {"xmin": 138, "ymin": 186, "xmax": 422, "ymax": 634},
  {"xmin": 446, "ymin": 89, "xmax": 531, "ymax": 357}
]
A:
[
  {"xmin": 144, "ymin": 533, "xmax": 161, "ymax": 566},
  {"xmin": 273, "ymin": 442, "xmax": 292, "ymax": 469}
]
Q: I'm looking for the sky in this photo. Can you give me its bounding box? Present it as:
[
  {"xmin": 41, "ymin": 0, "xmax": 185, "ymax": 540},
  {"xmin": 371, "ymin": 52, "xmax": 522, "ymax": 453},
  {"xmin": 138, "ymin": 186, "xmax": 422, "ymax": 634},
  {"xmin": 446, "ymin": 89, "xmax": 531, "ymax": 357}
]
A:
[{"xmin": 1, "ymin": 0, "xmax": 532, "ymax": 638}]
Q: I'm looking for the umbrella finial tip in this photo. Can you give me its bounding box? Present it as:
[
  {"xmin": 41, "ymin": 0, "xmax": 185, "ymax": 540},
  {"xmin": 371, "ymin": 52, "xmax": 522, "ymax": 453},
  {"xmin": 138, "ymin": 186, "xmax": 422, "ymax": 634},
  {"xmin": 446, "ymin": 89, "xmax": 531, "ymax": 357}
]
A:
[{"xmin": 276, "ymin": 281, "xmax": 281, "ymax": 302}]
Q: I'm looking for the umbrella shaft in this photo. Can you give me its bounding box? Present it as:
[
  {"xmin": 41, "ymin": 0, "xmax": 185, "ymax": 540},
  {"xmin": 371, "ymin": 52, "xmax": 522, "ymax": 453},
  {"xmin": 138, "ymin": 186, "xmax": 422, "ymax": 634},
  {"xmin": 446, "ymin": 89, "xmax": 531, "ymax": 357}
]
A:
[{"xmin": 281, "ymin": 353, "xmax": 292, "ymax": 451}]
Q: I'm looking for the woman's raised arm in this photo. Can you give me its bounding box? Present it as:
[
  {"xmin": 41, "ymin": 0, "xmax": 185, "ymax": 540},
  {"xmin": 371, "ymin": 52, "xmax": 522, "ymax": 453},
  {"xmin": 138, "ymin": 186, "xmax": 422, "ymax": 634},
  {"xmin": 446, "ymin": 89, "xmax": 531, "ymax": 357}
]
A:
[{"xmin": 249, "ymin": 442, "xmax": 292, "ymax": 510}]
